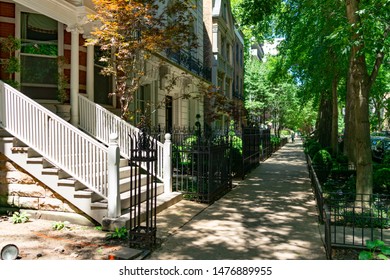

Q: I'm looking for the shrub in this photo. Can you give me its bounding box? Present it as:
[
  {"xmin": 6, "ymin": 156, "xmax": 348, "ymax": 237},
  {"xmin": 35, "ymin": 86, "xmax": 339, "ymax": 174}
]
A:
[
  {"xmin": 382, "ymin": 151, "xmax": 390, "ymax": 166},
  {"xmin": 230, "ymin": 135, "xmax": 243, "ymax": 176},
  {"xmin": 271, "ymin": 136, "xmax": 281, "ymax": 146},
  {"xmin": 313, "ymin": 149, "xmax": 333, "ymax": 168},
  {"xmin": 313, "ymin": 149, "xmax": 333, "ymax": 182},
  {"xmin": 306, "ymin": 141, "xmax": 322, "ymax": 158},
  {"xmin": 334, "ymin": 154, "xmax": 349, "ymax": 164},
  {"xmin": 373, "ymin": 168, "xmax": 390, "ymax": 194}
]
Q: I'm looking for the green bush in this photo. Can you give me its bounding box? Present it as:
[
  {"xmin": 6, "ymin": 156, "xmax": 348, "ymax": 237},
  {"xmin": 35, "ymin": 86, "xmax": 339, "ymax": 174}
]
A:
[
  {"xmin": 382, "ymin": 151, "xmax": 390, "ymax": 166},
  {"xmin": 230, "ymin": 135, "xmax": 243, "ymax": 177},
  {"xmin": 373, "ymin": 168, "xmax": 390, "ymax": 194},
  {"xmin": 271, "ymin": 136, "xmax": 281, "ymax": 146},
  {"xmin": 313, "ymin": 149, "xmax": 333, "ymax": 168},
  {"xmin": 313, "ymin": 149, "xmax": 333, "ymax": 182},
  {"xmin": 334, "ymin": 154, "xmax": 348, "ymax": 164},
  {"xmin": 305, "ymin": 141, "xmax": 322, "ymax": 158}
]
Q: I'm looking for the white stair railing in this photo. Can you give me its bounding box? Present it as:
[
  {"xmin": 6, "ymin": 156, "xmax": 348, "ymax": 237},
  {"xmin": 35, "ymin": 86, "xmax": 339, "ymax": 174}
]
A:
[
  {"xmin": 0, "ymin": 81, "xmax": 109, "ymax": 199},
  {"xmin": 78, "ymin": 94, "xmax": 164, "ymax": 181}
]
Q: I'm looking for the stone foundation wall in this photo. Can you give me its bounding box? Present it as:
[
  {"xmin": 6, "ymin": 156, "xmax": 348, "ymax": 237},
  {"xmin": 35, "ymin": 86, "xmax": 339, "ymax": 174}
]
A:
[{"xmin": 0, "ymin": 152, "xmax": 80, "ymax": 214}]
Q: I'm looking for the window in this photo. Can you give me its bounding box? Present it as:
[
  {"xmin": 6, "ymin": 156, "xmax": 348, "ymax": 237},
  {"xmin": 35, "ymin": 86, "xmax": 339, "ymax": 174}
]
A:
[
  {"xmin": 236, "ymin": 43, "xmax": 239, "ymax": 63},
  {"xmin": 136, "ymin": 85, "xmax": 151, "ymax": 125},
  {"xmin": 94, "ymin": 46, "xmax": 113, "ymax": 105},
  {"xmin": 20, "ymin": 12, "xmax": 59, "ymax": 100},
  {"xmin": 227, "ymin": 43, "xmax": 231, "ymax": 63}
]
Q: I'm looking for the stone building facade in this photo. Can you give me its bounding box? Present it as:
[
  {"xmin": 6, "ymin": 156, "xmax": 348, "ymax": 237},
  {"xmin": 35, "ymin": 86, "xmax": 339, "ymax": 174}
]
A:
[{"xmin": 0, "ymin": 152, "xmax": 92, "ymax": 224}]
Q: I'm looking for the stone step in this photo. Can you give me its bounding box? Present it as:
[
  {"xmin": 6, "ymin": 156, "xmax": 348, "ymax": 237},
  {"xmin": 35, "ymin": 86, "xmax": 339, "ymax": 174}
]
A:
[
  {"xmin": 102, "ymin": 191, "xmax": 183, "ymax": 231},
  {"xmin": 119, "ymin": 165, "xmax": 139, "ymax": 180},
  {"xmin": 119, "ymin": 174, "xmax": 149, "ymax": 193},
  {"xmin": 120, "ymin": 158, "xmax": 128, "ymax": 167},
  {"xmin": 91, "ymin": 200, "xmax": 108, "ymax": 210},
  {"xmin": 26, "ymin": 156, "xmax": 44, "ymax": 164},
  {"xmin": 57, "ymin": 178, "xmax": 85, "ymax": 190},
  {"xmin": 120, "ymin": 183, "xmax": 165, "ymax": 210}
]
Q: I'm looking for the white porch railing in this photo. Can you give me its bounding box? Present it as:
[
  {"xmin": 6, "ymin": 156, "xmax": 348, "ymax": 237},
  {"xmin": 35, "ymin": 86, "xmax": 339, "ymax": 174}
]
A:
[
  {"xmin": 78, "ymin": 94, "xmax": 164, "ymax": 181},
  {"xmin": 0, "ymin": 81, "xmax": 109, "ymax": 199}
]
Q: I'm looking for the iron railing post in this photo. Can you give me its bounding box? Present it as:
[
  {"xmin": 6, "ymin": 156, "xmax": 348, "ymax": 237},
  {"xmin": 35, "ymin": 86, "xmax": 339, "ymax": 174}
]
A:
[{"xmin": 107, "ymin": 133, "xmax": 121, "ymax": 218}]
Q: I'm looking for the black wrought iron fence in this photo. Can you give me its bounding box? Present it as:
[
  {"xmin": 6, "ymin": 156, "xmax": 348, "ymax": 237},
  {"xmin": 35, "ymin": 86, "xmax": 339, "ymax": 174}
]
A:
[
  {"xmin": 235, "ymin": 127, "xmax": 272, "ymax": 178},
  {"xmin": 170, "ymin": 128, "xmax": 232, "ymax": 203},
  {"xmin": 306, "ymin": 153, "xmax": 390, "ymax": 259},
  {"xmin": 307, "ymin": 155, "xmax": 325, "ymax": 222},
  {"xmin": 325, "ymin": 192, "xmax": 390, "ymax": 249},
  {"xmin": 323, "ymin": 205, "xmax": 332, "ymax": 259}
]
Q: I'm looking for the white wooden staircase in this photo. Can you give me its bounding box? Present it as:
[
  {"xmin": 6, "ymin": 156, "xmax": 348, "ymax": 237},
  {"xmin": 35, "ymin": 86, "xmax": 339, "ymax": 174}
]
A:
[{"xmin": 0, "ymin": 81, "xmax": 181, "ymax": 230}]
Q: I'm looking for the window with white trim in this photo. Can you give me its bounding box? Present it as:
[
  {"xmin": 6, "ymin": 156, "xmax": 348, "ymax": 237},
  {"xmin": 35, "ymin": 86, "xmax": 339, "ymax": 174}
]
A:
[{"xmin": 20, "ymin": 12, "xmax": 59, "ymax": 100}]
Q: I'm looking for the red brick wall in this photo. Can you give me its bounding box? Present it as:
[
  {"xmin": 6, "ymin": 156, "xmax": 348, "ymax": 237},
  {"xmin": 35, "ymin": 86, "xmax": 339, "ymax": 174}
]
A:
[
  {"xmin": 63, "ymin": 30, "xmax": 87, "ymax": 91},
  {"xmin": 0, "ymin": 2, "xmax": 15, "ymax": 80},
  {"xmin": 0, "ymin": 2, "xmax": 15, "ymax": 18},
  {"xmin": 0, "ymin": 22, "xmax": 14, "ymax": 38},
  {"xmin": 0, "ymin": 2, "xmax": 15, "ymax": 37}
]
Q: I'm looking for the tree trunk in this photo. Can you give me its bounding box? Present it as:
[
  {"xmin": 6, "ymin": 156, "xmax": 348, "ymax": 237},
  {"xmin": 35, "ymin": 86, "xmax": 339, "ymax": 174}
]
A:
[
  {"xmin": 345, "ymin": 0, "xmax": 373, "ymax": 200},
  {"xmin": 331, "ymin": 76, "xmax": 339, "ymax": 155},
  {"xmin": 343, "ymin": 82, "xmax": 355, "ymax": 162},
  {"xmin": 316, "ymin": 91, "xmax": 332, "ymax": 148}
]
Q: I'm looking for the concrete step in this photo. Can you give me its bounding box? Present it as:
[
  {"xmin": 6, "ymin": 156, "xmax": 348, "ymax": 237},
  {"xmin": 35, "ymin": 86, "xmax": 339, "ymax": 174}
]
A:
[
  {"xmin": 91, "ymin": 200, "xmax": 108, "ymax": 210},
  {"xmin": 120, "ymin": 158, "xmax": 128, "ymax": 167},
  {"xmin": 102, "ymin": 191, "xmax": 183, "ymax": 231},
  {"xmin": 119, "ymin": 165, "xmax": 139, "ymax": 180},
  {"xmin": 26, "ymin": 156, "xmax": 44, "ymax": 164},
  {"xmin": 120, "ymin": 183, "xmax": 164, "ymax": 210},
  {"xmin": 57, "ymin": 178, "xmax": 85, "ymax": 190},
  {"xmin": 119, "ymin": 174, "xmax": 149, "ymax": 193}
]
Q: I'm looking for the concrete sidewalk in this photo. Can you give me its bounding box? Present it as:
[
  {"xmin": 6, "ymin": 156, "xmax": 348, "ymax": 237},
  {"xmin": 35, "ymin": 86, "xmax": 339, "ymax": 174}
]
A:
[{"xmin": 148, "ymin": 138, "xmax": 326, "ymax": 260}]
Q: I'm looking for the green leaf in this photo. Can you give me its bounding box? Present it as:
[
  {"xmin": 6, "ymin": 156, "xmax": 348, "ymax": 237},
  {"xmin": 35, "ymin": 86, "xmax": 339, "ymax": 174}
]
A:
[
  {"xmin": 379, "ymin": 246, "xmax": 390, "ymax": 256},
  {"xmin": 377, "ymin": 254, "xmax": 389, "ymax": 260},
  {"xmin": 365, "ymin": 240, "xmax": 383, "ymax": 249},
  {"xmin": 358, "ymin": 251, "xmax": 373, "ymax": 260}
]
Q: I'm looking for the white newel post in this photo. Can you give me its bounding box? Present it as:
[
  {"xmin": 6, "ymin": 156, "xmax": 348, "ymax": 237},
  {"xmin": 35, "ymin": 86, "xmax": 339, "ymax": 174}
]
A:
[
  {"xmin": 108, "ymin": 133, "xmax": 121, "ymax": 218},
  {"xmin": 163, "ymin": 133, "xmax": 172, "ymax": 194}
]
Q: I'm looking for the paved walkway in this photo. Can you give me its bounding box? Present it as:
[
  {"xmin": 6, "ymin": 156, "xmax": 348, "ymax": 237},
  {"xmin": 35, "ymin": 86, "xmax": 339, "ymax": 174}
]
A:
[{"xmin": 148, "ymin": 138, "xmax": 326, "ymax": 260}]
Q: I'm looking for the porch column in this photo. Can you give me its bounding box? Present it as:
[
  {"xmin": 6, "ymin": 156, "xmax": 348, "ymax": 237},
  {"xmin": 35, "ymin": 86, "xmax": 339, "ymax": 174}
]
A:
[
  {"xmin": 86, "ymin": 44, "xmax": 94, "ymax": 102},
  {"xmin": 66, "ymin": 25, "xmax": 82, "ymax": 126}
]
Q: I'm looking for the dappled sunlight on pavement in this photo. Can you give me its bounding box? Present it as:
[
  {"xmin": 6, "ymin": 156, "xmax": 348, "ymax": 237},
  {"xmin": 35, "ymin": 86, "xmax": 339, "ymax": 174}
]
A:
[{"xmin": 149, "ymin": 139, "xmax": 326, "ymax": 260}]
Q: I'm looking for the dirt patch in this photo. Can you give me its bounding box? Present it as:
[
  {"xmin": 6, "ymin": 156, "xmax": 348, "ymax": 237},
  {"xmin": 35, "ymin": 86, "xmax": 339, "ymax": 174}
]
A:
[
  {"xmin": 331, "ymin": 248, "xmax": 360, "ymax": 260},
  {"xmin": 0, "ymin": 216, "xmax": 129, "ymax": 260}
]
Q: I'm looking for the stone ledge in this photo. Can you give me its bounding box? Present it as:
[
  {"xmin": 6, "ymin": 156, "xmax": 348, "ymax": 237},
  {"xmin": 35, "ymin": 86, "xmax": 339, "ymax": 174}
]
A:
[{"xmin": 22, "ymin": 209, "xmax": 96, "ymax": 226}]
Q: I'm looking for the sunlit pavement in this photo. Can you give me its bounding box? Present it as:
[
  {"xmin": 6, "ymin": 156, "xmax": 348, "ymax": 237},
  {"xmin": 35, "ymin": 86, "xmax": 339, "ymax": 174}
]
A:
[{"xmin": 149, "ymin": 138, "xmax": 326, "ymax": 260}]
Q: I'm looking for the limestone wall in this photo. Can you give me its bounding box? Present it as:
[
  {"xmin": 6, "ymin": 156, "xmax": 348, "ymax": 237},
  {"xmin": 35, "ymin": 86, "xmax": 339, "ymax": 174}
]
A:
[{"xmin": 0, "ymin": 152, "xmax": 80, "ymax": 214}]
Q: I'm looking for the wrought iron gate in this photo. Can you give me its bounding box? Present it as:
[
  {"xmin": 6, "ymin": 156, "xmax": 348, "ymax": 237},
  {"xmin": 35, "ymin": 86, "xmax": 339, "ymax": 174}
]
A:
[{"xmin": 128, "ymin": 129, "xmax": 158, "ymax": 249}]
